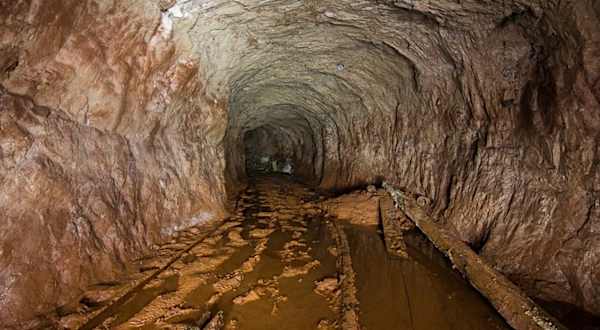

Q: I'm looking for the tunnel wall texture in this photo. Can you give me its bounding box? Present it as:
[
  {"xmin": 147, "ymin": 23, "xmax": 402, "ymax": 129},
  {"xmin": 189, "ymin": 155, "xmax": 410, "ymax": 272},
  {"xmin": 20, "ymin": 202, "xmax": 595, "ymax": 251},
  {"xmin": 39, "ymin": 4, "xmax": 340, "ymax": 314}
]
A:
[
  {"xmin": 1, "ymin": 0, "xmax": 599, "ymax": 327},
  {"xmin": 0, "ymin": 1, "xmax": 228, "ymax": 327}
]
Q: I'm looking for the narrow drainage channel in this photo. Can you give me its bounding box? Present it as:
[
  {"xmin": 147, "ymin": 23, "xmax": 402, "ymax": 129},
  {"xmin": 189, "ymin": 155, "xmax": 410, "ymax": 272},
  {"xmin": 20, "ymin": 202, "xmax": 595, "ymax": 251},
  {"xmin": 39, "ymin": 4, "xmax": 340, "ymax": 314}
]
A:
[{"xmin": 344, "ymin": 224, "xmax": 509, "ymax": 329}]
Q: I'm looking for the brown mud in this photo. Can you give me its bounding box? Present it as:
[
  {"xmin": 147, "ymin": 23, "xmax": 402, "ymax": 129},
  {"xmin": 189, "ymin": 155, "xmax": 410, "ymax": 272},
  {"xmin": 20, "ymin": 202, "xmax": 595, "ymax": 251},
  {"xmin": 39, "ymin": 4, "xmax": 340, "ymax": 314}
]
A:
[{"xmin": 58, "ymin": 176, "xmax": 510, "ymax": 329}]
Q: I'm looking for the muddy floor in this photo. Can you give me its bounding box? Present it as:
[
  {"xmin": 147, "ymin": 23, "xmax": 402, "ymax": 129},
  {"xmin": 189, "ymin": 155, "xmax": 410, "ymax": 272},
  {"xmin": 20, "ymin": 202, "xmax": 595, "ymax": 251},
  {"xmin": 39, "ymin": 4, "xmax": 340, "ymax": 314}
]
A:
[{"xmin": 59, "ymin": 176, "xmax": 509, "ymax": 329}]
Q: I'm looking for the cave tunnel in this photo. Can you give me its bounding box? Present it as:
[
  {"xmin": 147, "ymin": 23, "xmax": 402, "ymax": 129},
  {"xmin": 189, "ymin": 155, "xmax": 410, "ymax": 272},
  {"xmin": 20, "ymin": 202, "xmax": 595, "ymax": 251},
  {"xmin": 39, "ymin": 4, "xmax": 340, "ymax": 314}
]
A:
[
  {"xmin": 222, "ymin": 27, "xmax": 417, "ymax": 196},
  {"xmin": 1, "ymin": 0, "xmax": 600, "ymax": 329}
]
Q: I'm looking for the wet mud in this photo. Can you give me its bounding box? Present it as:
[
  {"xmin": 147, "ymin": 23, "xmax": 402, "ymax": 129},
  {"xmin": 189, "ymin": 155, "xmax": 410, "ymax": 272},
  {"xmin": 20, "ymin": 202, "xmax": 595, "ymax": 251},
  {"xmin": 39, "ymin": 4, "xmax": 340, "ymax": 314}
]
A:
[{"xmin": 60, "ymin": 176, "xmax": 510, "ymax": 329}]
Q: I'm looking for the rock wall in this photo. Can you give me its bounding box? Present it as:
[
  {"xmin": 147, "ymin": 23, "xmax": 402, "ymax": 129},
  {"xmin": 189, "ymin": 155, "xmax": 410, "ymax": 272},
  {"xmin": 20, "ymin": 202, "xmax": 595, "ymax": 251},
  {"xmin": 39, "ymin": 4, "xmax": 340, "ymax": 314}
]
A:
[
  {"xmin": 1, "ymin": 0, "xmax": 599, "ymax": 327},
  {"xmin": 0, "ymin": 1, "xmax": 228, "ymax": 328},
  {"xmin": 383, "ymin": 1, "xmax": 600, "ymax": 316}
]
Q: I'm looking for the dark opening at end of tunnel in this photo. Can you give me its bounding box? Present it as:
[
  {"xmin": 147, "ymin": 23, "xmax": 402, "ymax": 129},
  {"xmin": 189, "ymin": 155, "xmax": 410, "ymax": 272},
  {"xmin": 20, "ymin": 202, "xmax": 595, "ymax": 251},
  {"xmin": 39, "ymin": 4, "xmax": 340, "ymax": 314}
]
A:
[
  {"xmin": 242, "ymin": 122, "xmax": 320, "ymax": 186},
  {"xmin": 243, "ymin": 127, "xmax": 296, "ymax": 177},
  {"xmin": 221, "ymin": 41, "xmax": 418, "ymax": 199},
  {"xmin": 224, "ymin": 102, "xmax": 328, "ymax": 199}
]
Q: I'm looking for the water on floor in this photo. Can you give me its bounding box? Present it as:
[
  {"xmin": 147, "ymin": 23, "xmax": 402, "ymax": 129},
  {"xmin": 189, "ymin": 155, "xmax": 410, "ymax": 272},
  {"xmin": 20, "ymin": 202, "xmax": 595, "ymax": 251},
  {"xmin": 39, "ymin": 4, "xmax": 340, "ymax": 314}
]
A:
[
  {"xmin": 63, "ymin": 176, "xmax": 509, "ymax": 330},
  {"xmin": 345, "ymin": 224, "xmax": 508, "ymax": 330}
]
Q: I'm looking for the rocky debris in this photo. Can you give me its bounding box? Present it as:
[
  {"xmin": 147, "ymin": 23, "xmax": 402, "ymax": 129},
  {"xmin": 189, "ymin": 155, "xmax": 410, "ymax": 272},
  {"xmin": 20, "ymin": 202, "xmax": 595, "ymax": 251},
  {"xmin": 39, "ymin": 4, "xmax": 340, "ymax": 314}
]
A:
[
  {"xmin": 302, "ymin": 202, "xmax": 317, "ymax": 209},
  {"xmin": 280, "ymin": 249, "xmax": 311, "ymax": 262},
  {"xmin": 279, "ymin": 240, "xmax": 312, "ymax": 262},
  {"xmin": 254, "ymin": 238, "xmax": 269, "ymax": 254},
  {"xmin": 257, "ymin": 219, "xmax": 271, "ymax": 226},
  {"xmin": 269, "ymin": 294, "xmax": 289, "ymax": 316},
  {"xmin": 189, "ymin": 227, "xmax": 202, "ymax": 235},
  {"xmin": 203, "ymin": 235, "xmax": 224, "ymax": 245},
  {"xmin": 284, "ymin": 240, "xmax": 307, "ymax": 249},
  {"xmin": 203, "ymin": 311, "xmax": 224, "ymax": 330},
  {"xmin": 303, "ymin": 209, "xmax": 321, "ymax": 217}
]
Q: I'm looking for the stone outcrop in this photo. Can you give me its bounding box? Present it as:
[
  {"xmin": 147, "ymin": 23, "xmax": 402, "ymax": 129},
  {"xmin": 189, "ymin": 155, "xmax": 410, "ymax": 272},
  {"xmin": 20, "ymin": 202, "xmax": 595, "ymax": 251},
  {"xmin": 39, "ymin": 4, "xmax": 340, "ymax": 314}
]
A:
[{"xmin": 1, "ymin": 0, "xmax": 599, "ymax": 327}]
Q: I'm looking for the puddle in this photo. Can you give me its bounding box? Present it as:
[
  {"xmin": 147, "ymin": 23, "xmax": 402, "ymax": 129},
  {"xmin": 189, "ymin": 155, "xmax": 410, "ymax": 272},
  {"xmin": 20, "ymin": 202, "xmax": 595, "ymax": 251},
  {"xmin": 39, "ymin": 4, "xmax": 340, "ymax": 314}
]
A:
[{"xmin": 344, "ymin": 224, "xmax": 510, "ymax": 330}]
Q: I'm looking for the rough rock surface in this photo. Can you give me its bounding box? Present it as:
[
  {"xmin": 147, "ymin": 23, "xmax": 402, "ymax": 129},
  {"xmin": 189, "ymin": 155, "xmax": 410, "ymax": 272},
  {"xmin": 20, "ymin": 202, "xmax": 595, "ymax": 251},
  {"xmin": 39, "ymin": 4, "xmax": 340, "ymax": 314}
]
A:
[
  {"xmin": 1, "ymin": 0, "xmax": 600, "ymax": 327},
  {"xmin": 0, "ymin": 1, "xmax": 227, "ymax": 328}
]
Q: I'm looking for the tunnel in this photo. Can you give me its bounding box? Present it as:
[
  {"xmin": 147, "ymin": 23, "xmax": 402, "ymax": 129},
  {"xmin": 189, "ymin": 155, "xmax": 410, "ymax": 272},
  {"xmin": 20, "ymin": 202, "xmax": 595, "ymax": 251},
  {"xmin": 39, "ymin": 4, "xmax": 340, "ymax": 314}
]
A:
[
  {"xmin": 1, "ymin": 0, "xmax": 600, "ymax": 329},
  {"xmin": 221, "ymin": 29, "xmax": 417, "ymax": 193}
]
